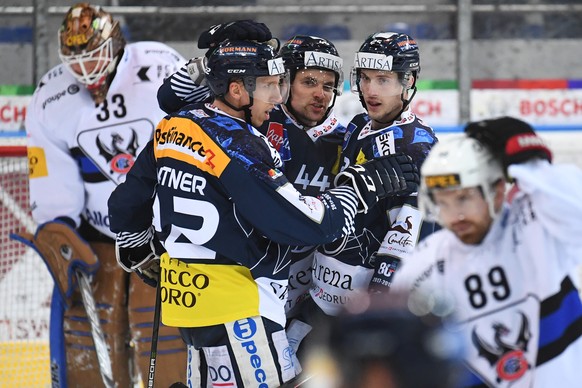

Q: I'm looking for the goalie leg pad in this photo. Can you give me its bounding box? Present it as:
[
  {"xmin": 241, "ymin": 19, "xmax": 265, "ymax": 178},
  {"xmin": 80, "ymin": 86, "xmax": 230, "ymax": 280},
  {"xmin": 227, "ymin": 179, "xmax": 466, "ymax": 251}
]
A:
[
  {"xmin": 59, "ymin": 242, "xmax": 132, "ymax": 387},
  {"xmin": 11, "ymin": 220, "xmax": 99, "ymax": 307},
  {"xmin": 129, "ymin": 275, "xmax": 188, "ymax": 387}
]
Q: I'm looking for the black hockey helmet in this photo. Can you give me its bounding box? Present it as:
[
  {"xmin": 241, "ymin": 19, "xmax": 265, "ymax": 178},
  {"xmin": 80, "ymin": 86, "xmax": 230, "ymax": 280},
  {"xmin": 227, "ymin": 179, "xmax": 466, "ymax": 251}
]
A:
[
  {"xmin": 205, "ymin": 39, "xmax": 287, "ymax": 97},
  {"xmin": 351, "ymin": 32, "xmax": 420, "ymax": 115},
  {"xmin": 279, "ymin": 35, "xmax": 343, "ymax": 91},
  {"xmin": 356, "ymin": 32, "xmax": 420, "ymax": 74}
]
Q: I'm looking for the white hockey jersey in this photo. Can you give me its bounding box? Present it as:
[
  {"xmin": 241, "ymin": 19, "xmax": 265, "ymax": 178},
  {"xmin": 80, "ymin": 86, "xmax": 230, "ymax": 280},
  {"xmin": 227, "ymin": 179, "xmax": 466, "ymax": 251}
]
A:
[
  {"xmin": 26, "ymin": 41, "xmax": 184, "ymax": 238},
  {"xmin": 391, "ymin": 160, "xmax": 582, "ymax": 387}
]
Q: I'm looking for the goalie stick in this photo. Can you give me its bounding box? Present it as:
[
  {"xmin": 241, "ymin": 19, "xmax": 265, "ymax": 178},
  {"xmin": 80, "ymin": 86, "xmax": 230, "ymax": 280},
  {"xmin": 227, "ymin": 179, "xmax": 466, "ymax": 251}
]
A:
[{"xmin": 76, "ymin": 268, "xmax": 115, "ymax": 388}]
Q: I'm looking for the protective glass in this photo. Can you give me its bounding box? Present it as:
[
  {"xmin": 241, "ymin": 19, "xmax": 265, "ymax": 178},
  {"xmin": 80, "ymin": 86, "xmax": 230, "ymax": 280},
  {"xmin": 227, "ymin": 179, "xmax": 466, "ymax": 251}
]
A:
[
  {"xmin": 251, "ymin": 72, "xmax": 291, "ymax": 105},
  {"xmin": 294, "ymin": 68, "xmax": 343, "ymax": 98},
  {"xmin": 59, "ymin": 35, "xmax": 114, "ymax": 86},
  {"xmin": 425, "ymin": 187, "xmax": 487, "ymax": 226},
  {"xmin": 350, "ymin": 68, "xmax": 406, "ymax": 98}
]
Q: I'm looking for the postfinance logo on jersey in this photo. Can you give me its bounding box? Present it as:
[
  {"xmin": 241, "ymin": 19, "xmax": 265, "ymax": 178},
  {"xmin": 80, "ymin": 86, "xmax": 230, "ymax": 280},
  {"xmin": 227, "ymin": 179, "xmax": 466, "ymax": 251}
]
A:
[{"xmin": 154, "ymin": 117, "xmax": 230, "ymax": 177}]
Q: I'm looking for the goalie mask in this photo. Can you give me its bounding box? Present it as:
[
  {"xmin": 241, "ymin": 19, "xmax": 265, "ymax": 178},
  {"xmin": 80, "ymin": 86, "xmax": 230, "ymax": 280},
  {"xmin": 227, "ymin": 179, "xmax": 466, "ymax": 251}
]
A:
[
  {"xmin": 279, "ymin": 35, "xmax": 344, "ymax": 124},
  {"xmin": 59, "ymin": 3, "xmax": 126, "ymax": 104},
  {"xmin": 350, "ymin": 32, "xmax": 420, "ymax": 111},
  {"xmin": 419, "ymin": 134, "xmax": 504, "ymax": 226}
]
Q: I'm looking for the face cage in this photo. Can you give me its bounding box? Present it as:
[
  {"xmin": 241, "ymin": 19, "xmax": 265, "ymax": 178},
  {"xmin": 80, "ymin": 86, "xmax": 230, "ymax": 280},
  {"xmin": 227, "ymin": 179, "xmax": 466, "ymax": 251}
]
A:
[{"xmin": 59, "ymin": 36, "xmax": 114, "ymax": 87}]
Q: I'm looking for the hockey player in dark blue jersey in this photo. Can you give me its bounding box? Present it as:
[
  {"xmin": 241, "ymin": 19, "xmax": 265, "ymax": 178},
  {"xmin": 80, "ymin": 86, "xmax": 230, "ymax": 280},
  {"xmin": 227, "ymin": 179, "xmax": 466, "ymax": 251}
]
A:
[
  {"xmin": 310, "ymin": 32, "xmax": 439, "ymax": 316},
  {"xmin": 156, "ymin": 21, "xmax": 349, "ymax": 362},
  {"xmin": 108, "ymin": 38, "xmax": 420, "ymax": 387}
]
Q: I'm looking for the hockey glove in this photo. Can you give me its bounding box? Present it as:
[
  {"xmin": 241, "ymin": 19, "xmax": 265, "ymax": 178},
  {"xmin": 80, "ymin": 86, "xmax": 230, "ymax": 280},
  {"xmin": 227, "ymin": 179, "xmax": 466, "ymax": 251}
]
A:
[
  {"xmin": 335, "ymin": 153, "xmax": 420, "ymax": 213},
  {"xmin": 198, "ymin": 20, "xmax": 272, "ymax": 50},
  {"xmin": 464, "ymin": 116, "xmax": 552, "ymax": 177},
  {"xmin": 185, "ymin": 57, "xmax": 207, "ymax": 86},
  {"xmin": 368, "ymin": 255, "xmax": 401, "ymax": 294},
  {"xmin": 115, "ymin": 228, "xmax": 164, "ymax": 288}
]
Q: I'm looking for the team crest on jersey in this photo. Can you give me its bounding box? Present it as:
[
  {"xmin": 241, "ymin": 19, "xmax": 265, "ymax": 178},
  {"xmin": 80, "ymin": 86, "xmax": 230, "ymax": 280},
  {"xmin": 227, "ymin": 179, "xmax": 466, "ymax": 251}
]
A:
[
  {"xmin": 463, "ymin": 297, "xmax": 538, "ymax": 387},
  {"xmin": 77, "ymin": 118, "xmax": 154, "ymax": 184}
]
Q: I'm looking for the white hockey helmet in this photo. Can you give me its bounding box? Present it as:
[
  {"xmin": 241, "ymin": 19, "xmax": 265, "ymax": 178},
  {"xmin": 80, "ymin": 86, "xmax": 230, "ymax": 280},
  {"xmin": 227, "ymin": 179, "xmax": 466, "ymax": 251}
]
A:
[
  {"xmin": 58, "ymin": 3, "xmax": 126, "ymax": 104},
  {"xmin": 419, "ymin": 134, "xmax": 504, "ymax": 223}
]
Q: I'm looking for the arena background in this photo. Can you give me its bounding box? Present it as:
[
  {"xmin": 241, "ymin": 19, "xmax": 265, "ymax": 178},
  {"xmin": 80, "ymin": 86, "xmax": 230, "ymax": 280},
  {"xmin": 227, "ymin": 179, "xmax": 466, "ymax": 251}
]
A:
[{"xmin": 0, "ymin": 1, "xmax": 581, "ymax": 386}]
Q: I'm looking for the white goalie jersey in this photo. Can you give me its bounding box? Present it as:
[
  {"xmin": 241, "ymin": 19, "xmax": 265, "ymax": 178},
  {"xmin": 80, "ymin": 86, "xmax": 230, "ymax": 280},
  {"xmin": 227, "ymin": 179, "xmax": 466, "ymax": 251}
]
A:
[
  {"xmin": 25, "ymin": 41, "xmax": 184, "ymax": 238},
  {"xmin": 391, "ymin": 160, "xmax": 582, "ymax": 387}
]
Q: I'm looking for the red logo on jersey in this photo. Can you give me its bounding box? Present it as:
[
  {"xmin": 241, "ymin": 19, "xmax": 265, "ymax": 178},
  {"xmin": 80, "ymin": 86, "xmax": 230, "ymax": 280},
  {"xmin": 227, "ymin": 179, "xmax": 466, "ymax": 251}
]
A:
[{"xmin": 266, "ymin": 122, "xmax": 285, "ymax": 151}]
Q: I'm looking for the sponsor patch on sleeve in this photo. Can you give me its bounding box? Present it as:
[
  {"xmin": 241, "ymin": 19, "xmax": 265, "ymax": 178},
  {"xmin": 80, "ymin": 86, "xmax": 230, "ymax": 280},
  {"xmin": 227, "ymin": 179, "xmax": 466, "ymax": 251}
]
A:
[{"xmin": 28, "ymin": 146, "xmax": 48, "ymax": 178}]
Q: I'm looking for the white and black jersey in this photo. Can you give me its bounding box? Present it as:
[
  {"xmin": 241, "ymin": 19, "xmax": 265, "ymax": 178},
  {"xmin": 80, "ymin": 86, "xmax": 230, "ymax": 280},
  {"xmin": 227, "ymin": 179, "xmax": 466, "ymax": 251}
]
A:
[
  {"xmin": 392, "ymin": 160, "xmax": 582, "ymax": 387},
  {"xmin": 26, "ymin": 41, "xmax": 184, "ymax": 239}
]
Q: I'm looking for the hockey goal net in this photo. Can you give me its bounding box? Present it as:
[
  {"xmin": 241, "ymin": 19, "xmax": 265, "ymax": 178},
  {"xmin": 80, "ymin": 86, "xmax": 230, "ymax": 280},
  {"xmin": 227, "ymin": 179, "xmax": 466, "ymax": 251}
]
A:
[{"xmin": 0, "ymin": 139, "xmax": 52, "ymax": 387}]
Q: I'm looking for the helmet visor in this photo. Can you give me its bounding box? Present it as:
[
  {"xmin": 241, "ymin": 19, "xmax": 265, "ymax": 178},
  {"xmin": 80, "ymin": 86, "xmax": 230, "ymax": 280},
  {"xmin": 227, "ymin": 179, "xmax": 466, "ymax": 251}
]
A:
[
  {"xmin": 294, "ymin": 68, "xmax": 343, "ymax": 100},
  {"xmin": 420, "ymin": 185, "xmax": 487, "ymax": 226},
  {"xmin": 350, "ymin": 67, "xmax": 407, "ymax": 97},
  {"xmin": 251, "ymin": 72, "xmax": 291, "ymax": 105}
]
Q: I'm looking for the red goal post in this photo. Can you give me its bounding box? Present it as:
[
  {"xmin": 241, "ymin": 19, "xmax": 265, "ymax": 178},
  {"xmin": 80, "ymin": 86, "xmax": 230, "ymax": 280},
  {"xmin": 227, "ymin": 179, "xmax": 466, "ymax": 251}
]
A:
[{"xmin": 0, "ymin": 138, "xmax": 52, "ymax": 387}]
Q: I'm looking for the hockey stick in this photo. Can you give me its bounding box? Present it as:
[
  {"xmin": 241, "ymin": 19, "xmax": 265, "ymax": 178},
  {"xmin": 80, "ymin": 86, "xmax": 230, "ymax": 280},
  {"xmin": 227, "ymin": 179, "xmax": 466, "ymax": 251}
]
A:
[
  {"xmin": 278, "ymin": 373, "xmax": 314, "ymax": 388},
  {"xmin": 148, "ymin": 281, "xmax": 162, "ymax": 387},
  {"xmin": 75, "ymin": 268, "xmax": 115, "ymax": 388},
  {"xmin": 293, "ymin": 374, "xmax": 314, "ymax": 387}
]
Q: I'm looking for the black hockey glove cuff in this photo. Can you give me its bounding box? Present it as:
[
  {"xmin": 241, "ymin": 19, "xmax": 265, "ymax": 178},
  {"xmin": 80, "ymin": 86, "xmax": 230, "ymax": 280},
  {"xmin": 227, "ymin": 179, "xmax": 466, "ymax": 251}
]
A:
[
  {"xmin": 198, "ymin": 20, "xmax": 272, "ymax": 50},
  {"xmin": 115, "ymin": 228, "xmax": 164, "ymax": 287},
  {"xmin": 335, "ymin": 153, "xmax": 420, "ymax": 213},
  {"xmin": 464, "ymin": 116, "xmax": 552, "ymax": 177},
  {"xmin": 369, "ymin": 256, "xmax": 401, "ymax": 294}
]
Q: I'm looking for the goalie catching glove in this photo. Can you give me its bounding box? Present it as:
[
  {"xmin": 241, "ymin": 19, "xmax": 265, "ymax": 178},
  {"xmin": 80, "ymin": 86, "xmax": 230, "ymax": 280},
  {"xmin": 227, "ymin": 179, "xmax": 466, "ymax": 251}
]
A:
[
  {"xmin": 115, "ymin": 227, "xmax": 165, "ymax": 287},
  {"xmin": 335, "ymin": 153, "xmax": 420, "ymax": 213}
]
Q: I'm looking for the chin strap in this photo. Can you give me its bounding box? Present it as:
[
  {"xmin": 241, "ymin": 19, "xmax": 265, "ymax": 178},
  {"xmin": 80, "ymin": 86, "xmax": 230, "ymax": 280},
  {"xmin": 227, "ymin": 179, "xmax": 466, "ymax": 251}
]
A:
[{"xmin": 219, "ymin": 95, "xmax": 254, "ymax": 125}]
